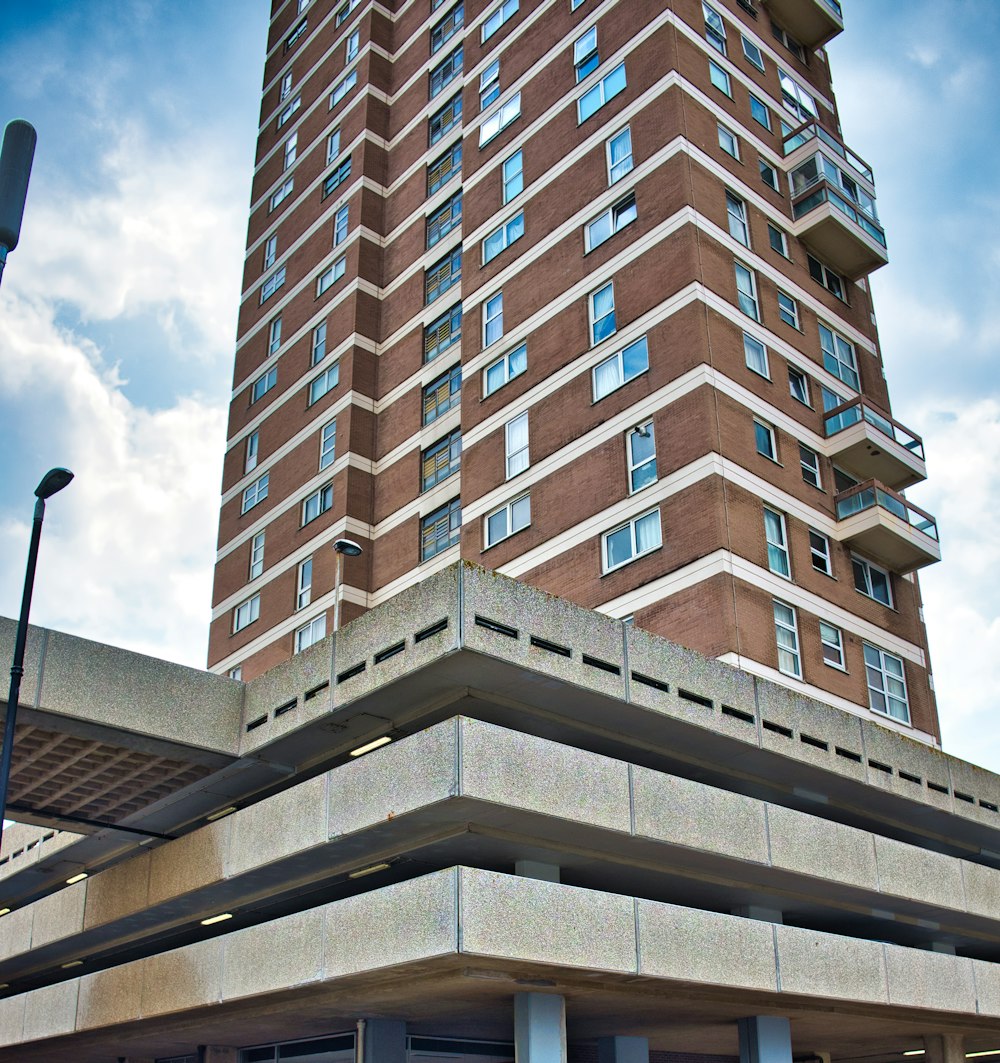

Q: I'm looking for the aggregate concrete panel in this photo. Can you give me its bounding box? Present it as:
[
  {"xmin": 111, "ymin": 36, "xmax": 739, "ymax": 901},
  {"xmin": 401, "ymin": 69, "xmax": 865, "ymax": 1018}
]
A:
[
  {"xmin": 873, "ymin": 835, "xmax": 964, "ymax": 910},
  {"xmin": 766, "ymin": 805, "xmax": 877, "ymax": 891},
  {"xmin": 883, "ymin": 946, "xmax": 977, "ymax": 1012},
  {"xmin": 83, "ymin": 851, "xmax": 151, "ymax": 930},
  {"xmin": 460, "ymin": 869, "xmax": 636, "ymax": 973},
  {"xmin": 960, "ymin": 861, "xmax": 1000, "ymax": 920},
  {"xmin": 221, "ymin": 907, "xmax": 325, "ymax": 1001},
  {"xmin": 0, "ymin": 907, "xmax": 32, "ymax": 963},
  {"xmin": 972, "ymin": 959, "xmax": 1000, "ymax": 1018},
  {"xmin": 638, "ymin": 900, "xmax": 776, "ymax": 990},
  {"xmin": 147, "ymin": 819, "xmax": 231, "ymax": 908},
  {"xmin": 947, "ymin": 758, "xmax": 1000, "ymax": 829},
  {"xmin": 631, "ymin": 765, "xmax": 769, "ymax": 864},
  {"xmin": 228, "ymin": 773, "xmax": 328, "ymax": 877},
  {"xmin": 323, "ymin": 868, "xmax": 458, "ymax": 979},
  {"xmin": 459, "ymin": 719, "xmax": 631, "ymax": 834},
  {"xmin": 328, "ymin": 720, "xmax": 458, "ymax": 839},
  {"xmin": 0, "ymin": 618, "xmax": 47, "ymax": 709},
  {"xmin": 21, "ymin": 980, "xmax": 79, "ymax": 1042},
  {"xmin": 29, "ymin": 880, "xmax": 86, "ymax": 949},
  {"xmin": 40, "ymin": 629, "xmax": 242, "ymax": 754},
  {"xmin": 461, "ymin": 565, "xmax": 627, "ymax": 701},
  {"xmin": 77, "ymin": 962, "xmax": 144, "ymax": 1031},
  {"xmin": 774, "ymin": 924, "xmax": 887, "ymax": 1004},
  {"xmin": 0, "ymin": 993, "xmax": 24, "ymax": 1047},
  {"xmin": 141, "ymin": 937, "xmax": 225, "ymax": 1017},
  {"xmin": 859, "ymin": 720, "xmax": 954, "ymax": 812}
]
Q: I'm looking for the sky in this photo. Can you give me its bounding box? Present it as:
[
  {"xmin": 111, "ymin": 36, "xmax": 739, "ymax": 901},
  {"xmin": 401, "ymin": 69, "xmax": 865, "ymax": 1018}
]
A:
[{"xmin": 0, "ymin": 1, "xmax": 997, "ymax": 769}]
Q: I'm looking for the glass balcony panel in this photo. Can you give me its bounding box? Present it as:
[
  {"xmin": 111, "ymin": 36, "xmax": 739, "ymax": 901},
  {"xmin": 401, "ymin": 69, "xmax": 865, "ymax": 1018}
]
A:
[
  {"xmin": 824, "ymin": 399, "xmax": 926, "ymax": 489},
  {"xmin": 834, "ymin": 479, "xmax": 940, "ymax": 573}
]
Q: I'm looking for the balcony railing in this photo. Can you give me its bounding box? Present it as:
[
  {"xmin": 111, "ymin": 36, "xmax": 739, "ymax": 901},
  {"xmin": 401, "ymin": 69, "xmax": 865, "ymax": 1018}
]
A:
[
  {"xmin": 834, "ymin": 479, "xmax": 940, "ymax": 572},
  {"xmin": 792, "ymin": 182, "xmax": 886, "ymax": 249},
  {"xmin": 836, "ymin": 481, "xmax": 937, "ymax": 541},
  {"xmin": 782, "ymin": 121, "xmax": 873, "ymax": 185},
  {"xmin": 824, "ymin": 399, "xmax": 924, "ymax": 459}
]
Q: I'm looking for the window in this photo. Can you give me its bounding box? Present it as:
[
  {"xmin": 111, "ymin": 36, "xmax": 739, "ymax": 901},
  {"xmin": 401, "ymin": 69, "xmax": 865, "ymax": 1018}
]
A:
[
  {"xmin": 593, "ymin": 336, "xmax": 648, "ymax": 400},
  {"xmin": 703, "ymin": 2, "xmax": 727, "ymax": 54},
  {"xmin": 334, "ymin": 205, "xmax": 349, "ymax": 245},
  {"xmin": 627, "ymin": 422, "xmax": 656, "ymax": 492},
  {"xmin": 717, "ymin": 123, "xmax": 739, "ymax": 158},
  {"xmin": 285, "ymin": 18, "xmax": 307, "ymax": 52},
  {"xmin": 432, "ymin": 3, "xmax": 464, "ymax": 53},
  {"xmin": 768, "ymin": 224, "xmax": 788, "ymax": 257},
  {"xmin": 484, "ymin": 342, "xmax": 527, "ymax": 396},
  {"xmin": 430, "ymin": 46, "xmax": 463, "ymax": 98},
  {"xmin": 764, "ymin": 507, "xmax": 790, "ymax": 577},
  {"xmin": 585, "ymin": 193, "xmax": 637, "ymax": 251},
  {"xmin": 482, "ymin": 0, "xmax": 518, "ymax": 42},
  {"xmin": 283, "ymin": 131, "xmax": 298, "ymax": 170},
  {"xmin": 773, "ymin": 600, "xmax": 801, "ymax": 677},
  {"xmin": 505, "ymin": 413, "xmax": 529, "ymax": 478},
  {"xmin": 483, "ymin": 292, "xmax": 503, "ymax": 346},
  {"xmin": 326, "ymin": 129, "xmax": 341, "ymax": 165},
  {"xmin": 743, "ymin": 333, "xmax": 768, "ymax": 377},
  {"xmin": 425, "ymin": 247, "xmax": 462, "ymax": 303},
  {"xmin": 233, "ymin": 594, "xmax": 260, "ymax": 633},
  {"xmin": 502, "ymin": 150, "xmax": 523, "ymax": 202},
  {"xmin": 296, "ymin": 558, "xmax": 313, "ymax": 610},
  {"xmin": 424, "ymin": 304, "xmax": 462, "ymax": 362},
  {"xmin": 242, "ymin": 473, "xmax": 269, "ymax": 514},
  {"xmin": 607, "ymin": 127, "xmax": 633, "ymax": 183},
  {"xmin": 317, "ymin": 257, "xmax": 346, "ymax": 296},
  {"xmin": 482, "ymin": 212, "xmax": 524, "ymax": 263},
  {"xmin": 742, "ymin": 35, "xmax": 765, "ymax": 71},
  {"xmin": 574, "ymin": 26, "xmax": 598, "ymax": 81},
  {"xmin": 422, "ymin": 499, "xmax": 461, "ymax": 560},
  {"xmin": 423, "ymin": 364, "xmax": 462, "ymax": 425},
  {"xmin": 268, "ymin": 316, "xmax": 282, "ymax": 355},
  {"xmin": 759, "ymin": 160, "xmax": 779, "ymax": 191},
  {"xmin": 821, "ymin": 622, "xmax": 845, "ymax": 669},
  {"xmin": 749, "ymin": 94, "xmax": 771, "ymax": 130},
  {"xmin": 323, "ymin": 157, "xmax": 352, "ymax": 198},
  {"xmin": 280, "ymin": 72, "xmax": 293, "ymax": 100},
  {"xmin": 422, "ymin": 430, "xmax": 461, "ymax": 490},
  {"xmin": 249, "ymin": 531, "xmax": 265, "ymax": 579},
  {"xmin": 590, "ymin": 282, "xmax": 616, "ymax": 344},
  {"xmin": 302, "ymin": 483, "xmax": 333, "ymax": 525},
  {"xmin": 296, "ymin": 615, "xmax": 326, "ymax": 653},
  {"xmin": 309, "ymin": 363, "xmax": 340, "ymax": 405},
  {"xmin": 263, "ymin": 234, "xmax": 277, "ymax": 269},
  {"xmin": 603, "ymin": 508, "xmax": 661, "ymax": 572},
  {"xmin": 773, "ymin": 25, "xmax": 805, "ymax": 63},
  {"xmin": 809, "ymin": 529, "xmax": 832, "ymax": 574},
  {"xmin": 252, "ymin": 368, "xmax": 277, "ymax": 404},
  {"xmin": 480, "ymin": 60, "xmax": 500, "ymax": 109},
  {"xmin": 578, "ymin": 62, "xmax": 626, "ymax": 122},
  {"xmin": 853, "ymin": 556, "xmax": 892, "ymax": 607},
  {"xmin": 864, "ymin": 644, "xmax": 910, "ymax": 723},
  {"xmin": 311, "ymin": 322, "xmax": 327, "ymax": 365},
  {"xmin": 777, "ymin": 291, "xmax": 799, "ymax": 328},
  {"xmin": 819, "ymin": 324, "xmax": 860, "ymax": 390},
  {"xmin": 346, "ymin": 29, "xmax": 359, "ymax": 61},
  {"xmin": 808, "ymin": 255, "xmax": 846, "ymax": 300},
  {"xmin": 270, "ymin": 178, "xmax": 293, "ymax": 211},
  {"xmin": 427, "ymin": 191, "xmax": 463, "ymax": 248},
  {"xmin": 799, "ymin": 444, "xmax": 821, "ymax": 488},
  {"xmin": 260, "ymin": 267, "xmax": 286, "ymax": 304},
  {"xmin": 754, "ymin": 418, "xmax": 776, "ymax": 460},
  {"xmin": 330, "ymin": 70, "xmax": 357, "ymax": 108},
  {"xmin": 735, "ymin": 262, "xmax": 759, "ymax": 320},
  {"xmin": 778, "ymin": 69, "xmax": 817, "ymax": 123},
  {"xmin": 245, "ymin": 431, "xmax": 259, "ymax": 474},
  {"xmin": 430, "ymin": 93, "xmax": 463, "ymax": 145},
  {"xmin": 709, "ymin": 60, "xmax": 732, "ymax": 97},
  {"xmin": 428, "ymin": 142, "xmax": 462, "ymax": 195},
  {"xmin": 229, "ymin": 665, "xmax": 243, "ymax": 681},
  {"xmin": 320, "ymin": 420, "xmax": 337, "ymax": 469},
  {"xmin": 726, "ymin": 192, "xmax": 749, "ymax": 246},
  {"xmin": 277, "ymin": 97, "xmax": 300, "ymax": 130},
  {"xmin": 789, "ymin": 366, "xmax": 810, "ymax": 405},
  {"xmin": 485, "ymin": 493, "xmax": 531, "ymax": 546},
  {"xmin": 335, "ymin": 0, "xmax": 360, "ymax": 25},
  {"xmin": 479, "ymin": 93, "xmax": 521, "ymax": 146}
]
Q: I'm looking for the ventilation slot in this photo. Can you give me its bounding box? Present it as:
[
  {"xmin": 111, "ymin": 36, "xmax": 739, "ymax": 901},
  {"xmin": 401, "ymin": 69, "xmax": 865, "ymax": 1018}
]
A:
[
  {"xmin": 980, "ymin": 800, "xmax": 998, "ymax": 812},
  {"xmin": 800, "ymin": 733, "xmax": 828, "ymax": 752},
  {"xmin": 955, "ymin": 791, "xmax": 975, "ymax": 804},
  {"xmin": 336, "ymin": 661, "xmax": 366, "ymax": 684},
  {"xmin": 415, "ymin": 618, "xmax": 449, "ymax": 642},
  {"xmin": 582, "ymin": 654, "xmax": 621, "ymax": 675},
  {"xmin": 246, "ymin": 715, "xmax": 268, "ymax": 733},
  {"xmin": 868, "ymin": 760, "xmax": 893, "ymax": 775},
  {"xmin": 374, "ymin": 641, "xmax": 405, "ymax": 665},
  {"xmin": 763, "ymin": 720, "xmax": 793, "ymax": 738},
  {"xmin": 678, "ymin": 689, "xmax": 713, "ymax": 709},
  {"xmin": 898, "ymin": 770, "xmax": 922, "ymax": 785},
  {"xmin": 631, "ymin": 671, "xmax": 670, "ymax": 695},
  {"xmin": 721, "ymin": 705, "xmax": 755, "ymax": 724},
  {"xmin": 835, "ymin": 747, "xmax": 863, "ymax": 763},
  {"xmin": 304, "ymin": 680, "xmax": 330, "ymax": 701},
  {"xmin": 927, "ymin": 781, "xmax": 949, "ymax": 795},
  {"xmin": 274, "ymin": 698, "xmax": 297, "ymax": 718},
  {"xmin": 530, "ymin": 636, "xmax": 571, "ymax": 658},
  {"xmin": 474, "ymin": 615, "xmax": 518, "ymax": 639}
]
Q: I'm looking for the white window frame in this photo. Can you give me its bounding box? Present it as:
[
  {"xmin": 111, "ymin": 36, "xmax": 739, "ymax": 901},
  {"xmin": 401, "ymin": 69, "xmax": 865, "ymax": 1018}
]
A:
[
  {"xmin": 334, "ymin": 204, "xmax": 349, "ymax": 245},
  {"xmin": 484, "ymin": 493, "xmax": 531, "ymax": 547},
  {"xmin": 626, "ymin": 421, "xmax": 656, "ymax": 493},
  {"xmin": 735, "ymin": 261, "xmax": 759, "ymax": 320},
  {"xmin": 864, "ymin": 644, "xmax": 910, "ymax": 723},
  {"xmin": 346, "ymin": 29, "xmax": 359, "ymax": 61},
  {"xmin": 251, "ymin": 368, "xmax": 277, "ymax": 403},
  {"xmin": 709, "ymin": 59, "xmax": 731, "ymax": 97},
  {"xmin": 773, "ymin": 600, "xmax": 801, "ymax": 678},
  {"xmin": 263, "ymin": 234, "xmax": 277, "ymax": 269},
  {"xmin": 789, "ymin": 366, "xmax": 810, "ymax": 405},
  {"xmin": 768, "ymin": 224, "xmax": 789, "ymax": 257},
  {"xmin": 330, "ymin": 70, "xmax": 358, "ymax": 108},
  {"xmin": 233, "ymin": 594, "xmax": 260, "ymax": 634},
  {"xmin": 754, "ymin": 418, "xmax": 776, "ymax": 461},
  {"xmin": 283, "ymin": 131, "xmax": 297, "ymax": 171},
  {"xmin": 268, "ymin": 316, "xmax": 282, "ymax": 356},
  {"xmin": 505, "ymin": 412, "xmax": 529, "ymax": 479},
  {"xmin": 260, "ymin": 267, "xmax": 286, "ymax": 305},
  {"xmin": 326, "ymin": 129, "xmax": 341, "ymax": 165},
  {"xmin": 726, "ymin": 191, "xmax": 749, "ymax": 246},
  {"xmin": 602, "ymin": 508, "xmax": 662, "ymax": 573},
  {"xmin": 502, "ymin": 150, "xmax": 523, "ymax": 203},
  {"xmin": 245, "ymin": 431, "xmax": 259, "ymax": 474},
  {"xmin": 301, "ymin": 483, "xmax": 333, "ymax": 526},
  {"xmin": 269, "ymin": 178, "xmax": 293, "ymax": 212},
  {"xmin": 317, "ymin": 257, "xmax": 346, "ymax": 296},
  {"xmin": 749, "ymin": 93, "xmax": 771, "ymax": 130},
  {"xmin": 311, "ymin": 322, "xmax": 327, "ymax": 365},
  {"xmin": 483, "ymin": 342, "xmax": 527, "ymax": 397},
  {"xmin": 577, "ymin": 62, "xmax": 626, "ymax": 123},
  {"xmin": 764, "ymin": 507, "xmax": 790, "ymax": 578},
  {"xmin": 309, "ymin": 363, "xmax": 340, "ymax": 406},
  {"xmin": 241, "ymin": 472, "xmax": 269, "ymax": 514},
  {"xmin": 778, "ymin": 290, "xmax": 799, "ymax": 329},
  {"xmin": 574, "ymin": 26, "xmax": 598, "ymax": 82},
  {"xmin": 482, "ymin": 211, "xmax": 524, "ymax": 263},
  {"xmin": 249, "ymin": 531, "xmax": 265, "ymax": 580},
  {"xmin": 703, "ymin": 2, "xmax": 727, "ymax": 54},
  {"xmin": 742, "ymin": 35, "xmax": 765, "ymax": 71},
  {"xmin": 585, "ymin": 193, "xmax": 637, "ymax": 251},
  {"xmin": 482, "ymin": 0, "xmax": 518, "ymax": 42},
  {"xmin": 483, "ymin": 292, "xmax": 503, "ymax": 347},
  {"xmin": 229, "ymin": 665, "xmax": 243, "ymax": 681},
  {"xmin": 820, "ymin": 622, "xmax": 846, "ymax": 670},
  {"xmin": 607, "ymin": 127, "xmax": 633, "ymax": 184},
  {"xmin": 760, "ymin": 160, "xmax": 779, "ymax": 191},
  {"xmin": 819, "ymin": 323, "xmax": 860, "ymax": 391},
  {"xmin": 799, "ymin": 444, "xmax": 821, "ymax": 488},
  {"xmin": 853, "ymin": 555, "xmax": 892, "ymax": 607},
  {"xmin": 589, "ymin": 281, "xmax": 616, "ymax": 345},
  {"xmin": 296, "ymin": 558, "xmax": 313, "ymax": 610},
  {"xmin": 718, "ymin": 123, "xmax": 739, "ymax": 159},
  {"xmin": 743, "ymin": 333, "xmax": 769, "ymax": 378},
  {"xmin": 295, "ymin": 614, "xmax": 326, "ymax": 654},
  {"xmin": 280, "ymin": 72, "xmax": 293, "ymax": 100},
  {"xmin": 277, "ymin": 97, "xmax": 300, "ymax": 129},
  {"xmin": 593, "ymin": 336, "xmax": 648, "ymax": 401},
  {"xmin": 480, "ymin": 59, "xmax": 500, "ymax": 110},
  {"xmin": 320, "ymin": 420, "xmax": 337, "ymax": 469},
  {"xmin": 479, "ymin": 93, "xmax": 521, "ymax": 146},
  {"xmin": 809, "ymin": 529, "xmax": 832, "ymax": 575}
]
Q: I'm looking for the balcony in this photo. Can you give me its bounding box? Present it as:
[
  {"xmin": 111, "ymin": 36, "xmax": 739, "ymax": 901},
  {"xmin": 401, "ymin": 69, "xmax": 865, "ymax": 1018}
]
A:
[
  {"xmin": 783, "ymin": 122, "xmax": 887, "ymax": 279},
  {"xmin": 823, "ymin": 398, "xmax": 926, "ymax": 491},
  {"xmin": 834, "ymin": 480, "xmax": 940, "ymax": 573},
  {"xmin": 762, "ymin": 0, "xmax": 844, "ymax": 48}
]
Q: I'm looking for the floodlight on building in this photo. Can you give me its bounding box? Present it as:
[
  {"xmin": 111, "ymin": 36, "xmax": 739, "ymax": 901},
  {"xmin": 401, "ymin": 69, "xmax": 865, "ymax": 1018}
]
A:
[
  {"xmin": 65, "ymin": 872, "xmax": 88, "ymax": 885},
  {"xmin": 205, "ymin": 805, "xmax": 238, "ymax": 823},
  {"xmin": 349, "ymin": 735, "xmax": 391, "ymax": 758},
  {"xmin": 0, "ymin": 908, "xmax": 9, "ymax": 917},
  {"xmin": 348, "ymin": 862, "xmax": 391, "ymax": 879},
  {"xmin": 200, "ymin": 913, "xmax": 233, "ymax": 926},
  {"xmin": 60, "ymin": 960, "xmax": 83, "ymax": 970}
]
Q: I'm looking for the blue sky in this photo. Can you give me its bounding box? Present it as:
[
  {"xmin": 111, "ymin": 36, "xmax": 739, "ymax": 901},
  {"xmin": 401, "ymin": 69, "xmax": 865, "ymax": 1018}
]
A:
[{"xmin": 0, "ymin": 1, "xmax": 998, "ymax": 771}]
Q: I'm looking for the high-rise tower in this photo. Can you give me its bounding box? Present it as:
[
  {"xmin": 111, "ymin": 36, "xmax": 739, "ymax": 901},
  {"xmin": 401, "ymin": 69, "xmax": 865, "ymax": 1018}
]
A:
[{"xmin": 209, "ymin": 0, "xmax": 940, "ymax": 746}]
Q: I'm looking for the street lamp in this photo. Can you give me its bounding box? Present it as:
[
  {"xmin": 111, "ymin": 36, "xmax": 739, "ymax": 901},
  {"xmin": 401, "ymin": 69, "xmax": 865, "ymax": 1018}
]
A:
[
  {"xmin": 0, "ymin": 468, "xmax": 74, "ymax": 851},
  {"xmin": 332, "ymin": 538, "xmax": 362, "ymax": 635},
  {"xmin": 0, "ymin": 119, "xmax": 37, "ymax": 290}
]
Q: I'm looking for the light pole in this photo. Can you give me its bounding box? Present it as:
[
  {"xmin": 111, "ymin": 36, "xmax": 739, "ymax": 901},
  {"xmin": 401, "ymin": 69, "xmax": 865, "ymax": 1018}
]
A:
[
  {"xmin": 0, "ymin": 119, "xmax": 37, "ymax": 290},
  {"xmin": 332, "ymin": 538, "xmax": 363, "ymax": 635},
  {"xmin": 0, "ymin": 468, "xmax": 74, "ymax": 852}
]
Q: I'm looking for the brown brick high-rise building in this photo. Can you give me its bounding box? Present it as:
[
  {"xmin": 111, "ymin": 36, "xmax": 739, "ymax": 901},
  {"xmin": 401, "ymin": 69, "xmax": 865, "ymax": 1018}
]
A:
[{"xmin": 209, "ymin": 0, "xmax": 941, "ymax": 745}]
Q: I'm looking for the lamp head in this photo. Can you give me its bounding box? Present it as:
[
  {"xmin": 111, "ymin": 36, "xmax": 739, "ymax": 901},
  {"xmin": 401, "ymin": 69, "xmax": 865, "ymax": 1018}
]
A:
[
  {"xmin": 35, "ymin": 468, "xmax": 74, "ymax": 500},
  {"xmin": 333, "ymin": 537, "xmax": 363, "ymax": 557}
]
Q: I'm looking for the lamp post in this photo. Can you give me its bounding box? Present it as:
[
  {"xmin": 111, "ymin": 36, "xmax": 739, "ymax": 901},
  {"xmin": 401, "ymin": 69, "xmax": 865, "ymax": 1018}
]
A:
[
  {"xmin": 0, "ymin": 468, "xmax": 74, "ymax": 851},
  {"xmin": 332, "ymin": 538, "xmax": 363, "ymax": 635},
  {"xmin": 0, "ymin": 119, "xmax": 37, "ymax": 290}
]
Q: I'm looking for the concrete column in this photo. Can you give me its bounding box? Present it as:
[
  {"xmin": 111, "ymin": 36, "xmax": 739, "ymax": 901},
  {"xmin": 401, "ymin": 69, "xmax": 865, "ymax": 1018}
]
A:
[
  {"xmin": 357, "ymin": 1018, "xmax": 406, "ymax": 1063},
  {"xmin": 733, "ymin": 905, "xmax": 784, "ymax": 924},
  {"xmin": 931, "ymin": 942, "xmax": 957, "ymax": 955},
  {"xmin": 925, "ymin": 1035, "xmax": 964, "ymax": 1063},
  {"xmin": 597, "ymin": 1035, "xmax": 650, "ymax": 1063},
  {"xmin": 201, "ymin": 1049, "xmax": 239, "ymax": 1063},
  {"xmin": 515, "ymin": 859, "xmax": 561, "ymax": 882},
  {"xmin": 515, "ymin": 992, "xmax": 567, "ymax": 1062},
  {"xmin": 738, "ymin": 1016, "xmax": 793, "ymax": 1063}
]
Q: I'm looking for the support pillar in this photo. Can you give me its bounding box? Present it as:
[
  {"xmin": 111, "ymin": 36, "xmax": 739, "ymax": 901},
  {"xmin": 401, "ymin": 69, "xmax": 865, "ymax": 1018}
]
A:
[
  {"xmin": 515, "ymin": 859, "xmax": 561, "ymax": 882},
  {"xmin": 357, "ymin": 1018, "xmax": 406, "ymax": 1063},
  {"xmin": 597, "ymin": 1035, "xmax": 650, "ymax": 1063},
  {"xmin": 200, "ymin": 1051, "xmax": 239, "ymax": 1063},
  {"xmin": 733, "ymin": 905, "xmax": 783, "ymax": 924},
  {"xmin": 738, "ymin": 1016, "xmax": 793, "ymax": 1063},
  {"xmin": 925, "ymin": 1035, "xmax": 964, "ymax": 1063},
  {"xmin": 515, "ymin": 992, "xmax": 567, "ymax": 1062}
]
